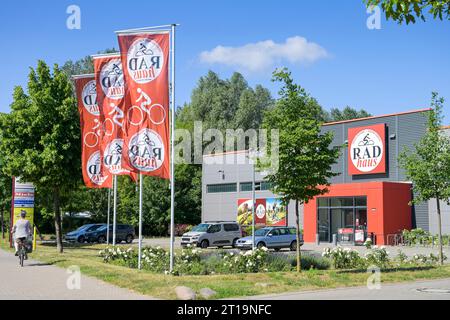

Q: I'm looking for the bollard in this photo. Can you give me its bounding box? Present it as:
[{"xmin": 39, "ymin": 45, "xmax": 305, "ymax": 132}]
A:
[
  {"xmin": 315, "ymin": 234, "xmax": 320, "ymax": 246},
  {"xmin": 332, "ymin": 234, "xmax": 337, "ymax": 246}
]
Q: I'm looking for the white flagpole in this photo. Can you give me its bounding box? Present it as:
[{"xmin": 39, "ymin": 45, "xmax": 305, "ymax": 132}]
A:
[
  {"xmin": 112, "ymin": 175, "xmax": 117, "ymax": 246},
  {"xmin": 169, "ymin": 24, "xmax": 177, "ymax": 273},
  {"xmin": 138, "ymin": 173, "xmax": 143, "ymax": 270},
  {"xmin": 107, "ymin": 188, "xmax": 111, "ymax": 245}
]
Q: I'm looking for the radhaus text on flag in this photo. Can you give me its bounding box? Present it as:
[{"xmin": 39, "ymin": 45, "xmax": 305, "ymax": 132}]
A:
[
  {"xmin": 117, "ymin": 31, "xmax": 170, "ymax": 179},
  {"xmin": 93, "ymin": 53, "xmax": 137, "ymax": 181},
  {"xmin": 74, "ymin": 75, "xmax": 113, "ymax": 188}
]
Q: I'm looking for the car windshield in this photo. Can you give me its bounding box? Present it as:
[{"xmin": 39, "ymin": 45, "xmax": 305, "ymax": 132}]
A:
[
  {"xmin": 75, "ymin": 225, "xmax": 92, "ymax": 232},
  {"xmin": 255, "ymin": 228, "xmax": 270, "ymax": 237},
  {"xmin": 191, "ymin": 224, "xmax": 211, "ymax": 232},
  {"xmin": 86, "ymin": 225, "xmax": 103, "ymax": 232}
]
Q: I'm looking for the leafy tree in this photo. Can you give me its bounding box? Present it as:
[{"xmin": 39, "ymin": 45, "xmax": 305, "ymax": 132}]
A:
[
  {"xmin": 262, "ymin": 69, "xmax": 340, "ymax": 272},
  {"xmin": 365, "ymin": 0, "xmax": 450, "ymax": 24},
  {"xmin": 0, "ymin": 61, "xmax": 81, "ymax": 253},
  {"xmin": 399, "ymin": 93, "xmax": 450, "ymax": 265},
  {"xmin": 327, "ymin": 106, "xmax": 372, "ymax": 122}
]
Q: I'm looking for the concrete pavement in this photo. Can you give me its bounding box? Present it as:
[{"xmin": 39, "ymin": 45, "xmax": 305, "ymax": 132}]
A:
[
  {"xmin": 0, "ymin": 249, "xmax": 154, "ymax": 300},
  {"xmin": 242, "ymin": 278, "xmax": 450, "ymax": 300}
]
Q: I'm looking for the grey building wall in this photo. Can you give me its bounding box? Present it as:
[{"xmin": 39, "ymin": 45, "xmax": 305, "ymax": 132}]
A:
[
  {"xmin": 202, "ymin": 110, "xmax": 432, "ymax": 231},
  {"xmin": 202, "ymin": 152, "xmax": 301, "ymax": 228},
  {"xmin": 429, "ymin": 128, "xmax": 450, "ymax": 234}
]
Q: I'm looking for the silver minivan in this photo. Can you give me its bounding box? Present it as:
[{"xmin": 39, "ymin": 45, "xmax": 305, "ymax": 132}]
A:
[{"xmin": 181, "ymin": 222, "xmax": 242, "ymax": 249}]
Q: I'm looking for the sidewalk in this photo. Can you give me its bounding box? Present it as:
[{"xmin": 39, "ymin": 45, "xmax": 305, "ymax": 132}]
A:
[{"xmin": 0, "ymin": 249, "xmax": 154, "ymax": 300}]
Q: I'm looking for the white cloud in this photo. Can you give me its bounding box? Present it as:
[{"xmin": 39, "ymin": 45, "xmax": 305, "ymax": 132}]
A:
[{"xmin": 199, "ymin": 36, "xmax": 328, "ymax": 73}]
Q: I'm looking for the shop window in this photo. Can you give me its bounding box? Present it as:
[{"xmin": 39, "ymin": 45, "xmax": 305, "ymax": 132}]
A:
[
  {"xmin": 317, "ymin": 198, "xmax": 328, "ymax": 208},
  {"xmin": 330, "ymin": 197, "xmax": 354, "ymax": 207},
  {"xmin": 207, "ymin": 183, "xmax": 237, "ymax": 193},
  {"xmin": 355, "ymin": 197, "xmax": 367, "ymax": 207}
]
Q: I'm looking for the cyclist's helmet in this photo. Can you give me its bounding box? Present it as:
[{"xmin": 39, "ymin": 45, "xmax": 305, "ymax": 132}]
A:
[{"xmin": 20, "ymin": 210, "xmax": 26, "ymax": 218}]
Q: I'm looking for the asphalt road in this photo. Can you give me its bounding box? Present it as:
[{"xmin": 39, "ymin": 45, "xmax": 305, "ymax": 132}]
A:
[{"xmin": 243, "ymin": 278, "xmax": 450, "ymax": 300}]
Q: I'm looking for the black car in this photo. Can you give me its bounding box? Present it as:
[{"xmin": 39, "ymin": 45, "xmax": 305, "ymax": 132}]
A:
[{"xmin": 85, "ymin": 224, "xmax": 135, "ymax": 244}]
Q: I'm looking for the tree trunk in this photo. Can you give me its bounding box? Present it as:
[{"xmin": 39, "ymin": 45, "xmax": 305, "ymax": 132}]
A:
[
  {"xmin": 53, "ymin": 189, "xmax": 64, "ymax": 253},
  {"xmin": 1, "ymin": 205, "xmax": 4, "ymax": 239},
  {"xmin": 436, "ymin": 196, "xmax": 444, "ymax": 265},
  {"xmin": 295, "ymin": 200, "xmax": 302, "ymax": 273}
]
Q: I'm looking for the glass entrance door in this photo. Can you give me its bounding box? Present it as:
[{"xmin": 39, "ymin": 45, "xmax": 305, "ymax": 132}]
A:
[{"xmin": 317, "ymin": 197, "xmax": 367, "ymax": 243}]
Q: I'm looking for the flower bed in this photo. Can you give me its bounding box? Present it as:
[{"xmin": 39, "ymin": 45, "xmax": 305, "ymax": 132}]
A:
[{"xmin": 99, "ymin": 245, "xmax": 330, "ymax": 275}]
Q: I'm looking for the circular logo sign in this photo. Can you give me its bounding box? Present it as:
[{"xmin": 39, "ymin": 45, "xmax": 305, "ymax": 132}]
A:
[
  {"xmin": 127, "ymin": 38, "xmax": 164, "ymax": 84},
  {"xmin": 256, "ymin": 204, "xmax": 266, "ymax": 220},
  {"xmin": 100, "ymin": 59, "xmax": 125, "ymax": 100},
  {"xmin": 82, "ymin": 80, "xmax": 99, "ymax": 115},
  {"xmin": 350, "ymin": 129, "xmax": 384, "ymax": 173},
  {"xmin": 87, "ymin": 151, "xmax": 108, "ymax": 185},
  {"xmin": 104, "ymin": 139, "xmax": 127, "ymax": 175},
  {"xmin": 128, "ymin": 128, "xmax": 165, "ymax": 172}
]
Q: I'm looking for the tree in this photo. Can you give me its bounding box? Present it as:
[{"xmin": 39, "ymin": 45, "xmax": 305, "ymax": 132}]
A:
[
  {"xmin": 0, "ymin": 61, "xmax": 81, "ymax": 253},
  {"xmin": 262, "ymin": 69, "xmax": 340, "ymax": 272},
  {"xmin": 365, "ymin": 0, "xmax": 450, "ymax": 24},
  {"xmin": 399, "ymin": 93, "xmax": 450, "ymax": 265},
  {"xmin": 327, "ymin": 107, "xmax": 372, "ymax": 122}
]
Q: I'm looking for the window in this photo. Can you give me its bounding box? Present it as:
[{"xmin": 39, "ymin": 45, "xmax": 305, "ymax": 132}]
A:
[
  {"xmin": 330, "ymin": 197, "xmax": 354, "ymax": 207},
  {"xmin": 207, "ymin": 183, "xmax": 237, "ymax": 193},
  {"xmin": 317, "ymin": 198, "xmax": 328, "ymax": 208},
  {"xmin": 269, "ymin": 229, "xmax": 280, "ymax": 236},
  {"xmin": 355, "ymin": 197, "xmax": 367, "ymax": 207},
  {"xmin": 288, "ymin": 228, "xmax": 296, "ymax": 235},
  {"xmin": 278, "ymin": 228, "xmax": 288, "ymax": 235},
  {"xmin": 208, "ymin": 224, "xmax": 221, "ymax": 233},
  {"xmin": 239, "ymin": 181, "xmax": 272, "ymax": 192},
  {"xmin": 224, "ymin": 224, "xmax": 239, "ymax": 232}
]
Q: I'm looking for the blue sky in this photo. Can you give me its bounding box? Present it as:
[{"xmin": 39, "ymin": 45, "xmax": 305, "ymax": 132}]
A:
[{"xmin": 0, "ymin": 0, "xmax": 449, "ymax": 122}]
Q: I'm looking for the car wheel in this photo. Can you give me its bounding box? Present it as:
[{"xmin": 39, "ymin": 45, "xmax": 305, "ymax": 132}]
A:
[
  {"xmin": 77, "ymin": 236, "xmax": 85, "ymax": 244},
  {"xmin": 200, "ymin": 240, "xmax": 209, "ymax": 249},
  {"xmin": 257, "ymin": 242, "xmax": 266, "ymax": 249},
  {"xmin": 232, "ymin": 238, "xmax": 239, "ymax": 248},
  {"xmin": 290, "ymin": 241, "xmax": 297, "ymax": 251},
  {"xmin": 98, "ymin": 236, "xmax": 106, "ymax": 244},
  {"xmin": 125, "ymin": 235, "xmax": 134, "ymax": 244}
]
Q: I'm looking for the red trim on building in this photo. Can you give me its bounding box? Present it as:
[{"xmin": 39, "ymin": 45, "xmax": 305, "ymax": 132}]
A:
[
  {"xmin": 303, "ymin": 182, "xmax": 412, "ymax": 245},
  {"xmin": 323, "ymin": 108, "xmax": 431, "ymax": 127}
]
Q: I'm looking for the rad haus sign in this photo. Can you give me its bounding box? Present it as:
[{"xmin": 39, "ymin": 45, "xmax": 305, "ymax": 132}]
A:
[{"xmin": 348, "ymin": 123, "xmax": 387, "ymax": 175}]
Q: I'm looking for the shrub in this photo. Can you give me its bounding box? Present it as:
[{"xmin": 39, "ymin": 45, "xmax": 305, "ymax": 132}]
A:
[
  {"xmin": 364, "ymin": 246, "xmax": 391, "ymax": 269},
  {"xmin": 322, "ymin": 247, "xmax": 364, "ymax": 269},
  {"xmin": 222, "ymin": 248, "xmax": 269, "ymax": 273},
  {"xmin": 290, "ymin": 254, "xmax": 331, "ymax": 270}
]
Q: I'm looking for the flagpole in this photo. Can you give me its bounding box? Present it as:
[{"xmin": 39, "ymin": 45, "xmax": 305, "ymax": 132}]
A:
[
  {"xmin": 138, "ymin": 173, "xmax": 143, "ymax": 270},
  {"xmin": 112, "ymin": 175, "xmax": 117, "ymax": 246},
  {"xmin": 107, "ymin": 187, "xmax": 111, "ymax": 245},
  {"xmin": 169, "ymin": 24, "xmax": 177, "ymax": 273}
]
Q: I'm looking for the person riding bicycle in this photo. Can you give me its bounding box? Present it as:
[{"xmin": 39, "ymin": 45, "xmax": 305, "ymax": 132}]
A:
[{"xmin": 11, "ymin": 210, "xmax": 32, "ymax": 257}]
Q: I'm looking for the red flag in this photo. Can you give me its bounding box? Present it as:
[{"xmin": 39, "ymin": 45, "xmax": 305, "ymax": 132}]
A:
[
  {"xmin": 93, "ymin": 54, "xmax": 138, "ymax": 182},
  {"xmin": 74, "ymin": 75, "xmax": 113, "ymax": 188},
  {"xmin": 117, "ymin": 32, "xmax": 170, "ymax": 179}
]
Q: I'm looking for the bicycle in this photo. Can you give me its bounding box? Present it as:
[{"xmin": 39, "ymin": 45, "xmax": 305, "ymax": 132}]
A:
[{"xmin": 17, "ymin": 238, "xmax": 28, "ymax": 267}]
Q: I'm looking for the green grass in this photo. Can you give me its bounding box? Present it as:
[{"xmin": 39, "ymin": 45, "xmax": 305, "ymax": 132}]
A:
[{"xmin": 1, "ymin": 236, "xmax": 450, "ymax": 299}]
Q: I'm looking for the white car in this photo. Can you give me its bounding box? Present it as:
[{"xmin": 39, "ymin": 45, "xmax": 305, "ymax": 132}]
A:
[{"xmin": 181, "ymin": 222, "xmax": 242, "ymax": 249}]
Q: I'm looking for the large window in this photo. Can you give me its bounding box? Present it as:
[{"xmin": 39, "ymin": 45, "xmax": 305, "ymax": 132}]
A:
[
  {"xmin": 240, "ymin": 181, "xmax": 272, "ymax": 192},
  {"xmin": 207, "ymin": 183, "xmax": 237, "ymax": 193},
  {"xmin": 317, "ymin": 196, "xmax": 367, "ymax": 243}
]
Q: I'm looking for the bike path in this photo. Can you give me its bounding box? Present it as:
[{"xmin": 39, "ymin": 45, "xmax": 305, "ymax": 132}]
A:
[{"xmin": 0, "ymin": 249, "xmax": 154, "ymax": 300}]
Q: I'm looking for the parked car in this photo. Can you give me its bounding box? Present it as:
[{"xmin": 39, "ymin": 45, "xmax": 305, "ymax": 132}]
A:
[
  {"xmin": 85, "ymin": 224, "xmax": 135, "ymax": 244},
  {"xmin": 181, "ymin": 222, "xmax": 242, "ymax": 249},
  {"xmin": 64, "ymin": 224, "xmax": 105, "ymax": 243},
  {"xmin": 235, "ymin": 226, "xmax": 303, "ymax": 251}
]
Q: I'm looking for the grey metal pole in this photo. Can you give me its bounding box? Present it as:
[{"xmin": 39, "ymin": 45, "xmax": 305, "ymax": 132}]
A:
[
  {"xmin": 169, "ymin": 24, "xmax": 177, "ymax": 273},
  {"xmin": 112, "ymin": 175, "xmax": 117, "ymax": 246},
  {"xmin": 138, "ymin": 173, "xmax": 143, "ymax": 270},
  {"xmin": 107, "ymin": 188, "xmax": 111, "ymax": 245},
  {"xmin": 252, "ymin": 158, "xmax": 256, "ymax": 250}
]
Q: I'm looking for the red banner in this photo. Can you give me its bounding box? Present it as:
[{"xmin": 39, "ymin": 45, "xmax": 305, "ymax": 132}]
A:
[
  {"xmin": 75, "ymin": 75, "xmax": 113, "ymax": 188},
  {"xmin": 117, "ymin": 32, "xmax": 170, "ymax": 179},
  {"xmin": 93, "ymin": 54, "xmax": 137, "ymax": 181}
]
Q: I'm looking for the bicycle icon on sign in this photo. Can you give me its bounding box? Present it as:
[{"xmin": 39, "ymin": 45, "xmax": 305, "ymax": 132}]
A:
[
  {"xmin": 128, "ymin": 88, "xmax": 167, "ymax": 126},
  {"xmin": 83, "ymin": 118, "xmax": 114, "ymax": 148}
]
